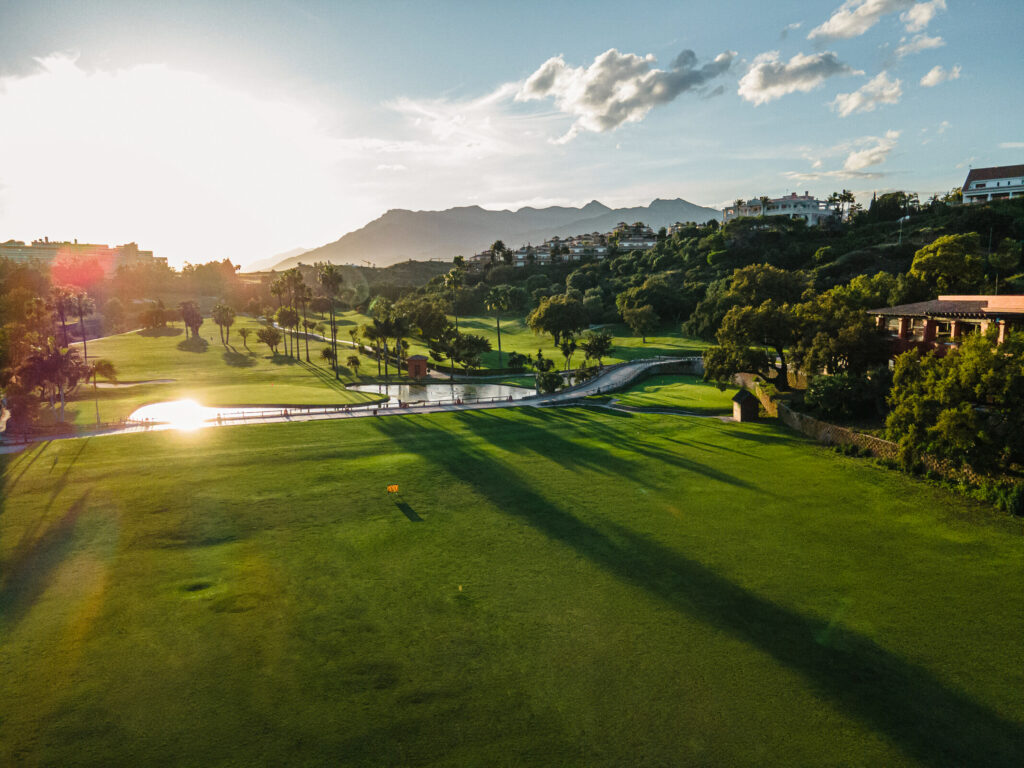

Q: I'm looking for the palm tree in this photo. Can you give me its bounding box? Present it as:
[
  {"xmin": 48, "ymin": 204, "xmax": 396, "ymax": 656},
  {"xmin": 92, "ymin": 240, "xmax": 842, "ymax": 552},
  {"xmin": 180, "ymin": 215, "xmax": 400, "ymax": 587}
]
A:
[
  {"xmin": 346, "ymin": 354, "xmax": 361, "ymax": 378},
  {"xmin": 297, "ymin": 284, "xmax": 312, "ymax": 362},
  {"xmin": 73, "ymin": 291, "xmax": 95, "ymax": 364},
  {"xmin": 223, "ymin": 306, "xmax": 236, "ymax": 345},
  {"xmin": 212, "ymin": 303, "xmax": 235, "ymax": 344},
  {"xmin": 48, "ymin": 286, "xmax": 74, "ymax": 347},
  {"xmin": 320, "ymin": 346, "xmax": 337, "ymax": 369},
  {"xmin": 390, "ymin": 313, "xmax": 411, "ymax": 375},
  {"xmin": 444, "ymin": 267, "xmax": 464, "ymax": 331},
  {"xmin": 362, "ymin": 324, "xmax": 382, "ymax": 376},
  {"xmin": 348, "ymin": 327, "xmax": 359, "ymax": 353},
  {"xmin": 238, "ymin": 327, "xmax": 251, "ymax": 348},
  {"xmin": 16, "ymin": 337, "xmax": 89, "ymax": 423},
  {"xmin": 317, "ymin": 263, "xmax": 344, "ymax": 379},
  {"xmin": 369, "ymin": 297, "xmax": 395, "ymax": 379},
  {"xmin": 89, "ymin": 358, "xmax": 117, "ymax": 426},
  {"xmin": 484, "ymin": 285, "xmax": 512, "ymax": 368},
  {"xmin": 275, "ymin": 306, "xmax": 299, "ymax": 356}
]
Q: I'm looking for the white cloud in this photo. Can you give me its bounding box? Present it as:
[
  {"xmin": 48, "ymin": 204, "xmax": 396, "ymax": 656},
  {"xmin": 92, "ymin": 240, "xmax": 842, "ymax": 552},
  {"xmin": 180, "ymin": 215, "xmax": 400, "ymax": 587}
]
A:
[
  {"xmin": 809, "ymin": 0, "xmax": 914, "ymax": 39},
  {"xmin": 788, "ymin": 130, "xmax": 900, "ymax": 180},
  {"xmin": 808, "ymin": 0, "xmax": 944, "ymax": 40},
  {"xmin": 900, "ymin": 0, "xmax": 946, "ymax": 32},
  {"xmin": 920, "ymin": 64, "xmax": 961, "ymax": 87},
  {"xmin": 1000, "ymin": 142, "xmax": 1024, "ymax": 149},
  {"xmin": 738, "ymin": 51, "xmax": 860, "ymax": 105},
  {"xmin": 516, "ymin": 48, "xmax": 735, "ymax": 142},
  {"xmin": 831, "ymin": 72, "xmax": 902, "ymax": 117},
  {"xmin": 938, "ymin": 120, "xmax": 951, "ymax": 134},
  {"xmin": 844, "ymin": 130, "xmax": 900, "ymax": 171},
  {"xmin": 895, "ymin": 33, "xmax": 945, "ymax": 57},
  {"xmin": 780, "ymin": 21, "xmax": 803, "ymax": 39}
]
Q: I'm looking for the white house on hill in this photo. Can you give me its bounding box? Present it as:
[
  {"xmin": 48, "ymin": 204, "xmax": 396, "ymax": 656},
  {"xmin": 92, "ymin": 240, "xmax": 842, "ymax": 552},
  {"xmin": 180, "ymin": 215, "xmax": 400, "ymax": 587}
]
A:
[
  {"xmin": 962, "ymin": 164, "xmax": 1024, "ymax": 204},
  {"xmin": 722, "ymin": 193, "xmax": 834, "ymax": 227}
]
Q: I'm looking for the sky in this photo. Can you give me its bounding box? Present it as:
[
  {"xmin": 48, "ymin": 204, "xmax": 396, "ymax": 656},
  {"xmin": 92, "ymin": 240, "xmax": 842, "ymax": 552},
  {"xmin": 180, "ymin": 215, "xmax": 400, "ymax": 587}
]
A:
[{"xmin": 0, "ymin": 0, "xmax": 1021, "ymax": 269}]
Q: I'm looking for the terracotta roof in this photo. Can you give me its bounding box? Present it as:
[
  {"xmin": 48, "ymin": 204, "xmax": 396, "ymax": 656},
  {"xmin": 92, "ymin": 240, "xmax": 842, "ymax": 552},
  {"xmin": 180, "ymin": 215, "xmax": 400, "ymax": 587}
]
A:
[
  {"xmin": 867, "ymin": 298, "xmax": 1024, "ymax": 318},
  {"xmin": 963, "ymin": 164, "xmax": 1024, "ymax": 187}
]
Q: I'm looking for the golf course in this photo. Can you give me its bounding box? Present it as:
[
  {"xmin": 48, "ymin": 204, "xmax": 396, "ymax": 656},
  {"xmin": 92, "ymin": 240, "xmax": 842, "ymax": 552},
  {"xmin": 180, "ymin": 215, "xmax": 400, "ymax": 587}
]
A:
[{"xmin": 3, "ymin": 404, "xmax": 1022, "ymax": 766}]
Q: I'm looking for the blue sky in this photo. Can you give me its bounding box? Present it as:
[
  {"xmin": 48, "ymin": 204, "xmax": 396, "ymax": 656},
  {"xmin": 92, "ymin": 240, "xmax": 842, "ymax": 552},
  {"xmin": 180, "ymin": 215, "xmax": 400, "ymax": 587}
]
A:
[{"xmin": 0, "ymin": 0, "xmax": 1020, "ymax": 267}]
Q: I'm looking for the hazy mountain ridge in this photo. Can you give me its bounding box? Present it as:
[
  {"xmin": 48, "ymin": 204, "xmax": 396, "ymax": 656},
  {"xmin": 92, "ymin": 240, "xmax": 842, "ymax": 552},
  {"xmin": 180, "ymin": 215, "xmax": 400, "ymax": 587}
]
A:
[
  {"xmin": 269, "ymin": 198, "xmax": 719, "ymax": 270},
  {"xmin": 244, "ymin": 247, "xmax": 309, "ymax": 272}
]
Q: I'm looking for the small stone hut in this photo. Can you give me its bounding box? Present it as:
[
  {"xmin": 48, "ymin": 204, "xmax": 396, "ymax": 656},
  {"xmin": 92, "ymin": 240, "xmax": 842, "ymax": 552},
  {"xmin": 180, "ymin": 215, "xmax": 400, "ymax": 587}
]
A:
[
  {"xmin": 732, "ymin": 389, "xmax": 759, "ymax": 422},
  {"xmin": 407, "ymin": 354, "xmax": 429, "ymax": 379}
]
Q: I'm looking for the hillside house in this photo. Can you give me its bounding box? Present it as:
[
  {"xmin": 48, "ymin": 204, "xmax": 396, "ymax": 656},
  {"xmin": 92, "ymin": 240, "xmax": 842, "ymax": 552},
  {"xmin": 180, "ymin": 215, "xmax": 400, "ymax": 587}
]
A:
[
  {"xmin": 722, "ymin": 193, "xmax": 835, "ymax": 227},
  {"xmin": 868, "ymin": 294, "xmax": 1024, "ymax": 357},
  {"xmin": 614, "ymin": 222, "xmax": 658, "ymax": 250},
  {"xmin": 962, "ymin": 164, "xmax": 1024, "ymax": 205}
]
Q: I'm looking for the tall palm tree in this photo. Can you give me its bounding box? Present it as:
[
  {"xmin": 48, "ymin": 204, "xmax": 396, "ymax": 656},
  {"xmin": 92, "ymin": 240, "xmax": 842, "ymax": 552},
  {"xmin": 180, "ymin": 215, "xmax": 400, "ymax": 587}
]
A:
[
  {"xmin": 89, "ymin": 358, "xmax": 117, "ymax": 426},
  {"xmin": 297, "ymin": 284, "xmax": 312, "ymax": 362},
  {"xmin": 484, "ymin": 285, "xmax": 511, "ymax": 368},
  {"xmin": 391, "ymin": 313, "xmax": 411, "ymax": 375},
  {"xmin": 317, "ymin": 263, "xmax": 344, "ymax": 379},
  {"xmin": 361, "ymin": 324, "xmax": 382, "ymax": 377},
  {"xmin": 444, "ymin": 267, "xmax": 464, "ymax": 331},
  {"xmin": 48, "ymin": 286, "xmax": 74, "ymax": 347},
  {"xmin": 73, "ymin": 291, "xmax": 95, "ymax": 364},
  {"xmin": 369, "ymin": 297, "xmax": 395, "ymax": 379}
]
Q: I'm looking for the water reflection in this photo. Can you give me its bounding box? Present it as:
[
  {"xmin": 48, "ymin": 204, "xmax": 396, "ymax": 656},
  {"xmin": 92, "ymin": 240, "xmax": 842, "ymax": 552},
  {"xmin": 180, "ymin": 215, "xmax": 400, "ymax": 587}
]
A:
[{"xmin": 347, "ymin": 381, "xmax": 534, "ymax": 403}]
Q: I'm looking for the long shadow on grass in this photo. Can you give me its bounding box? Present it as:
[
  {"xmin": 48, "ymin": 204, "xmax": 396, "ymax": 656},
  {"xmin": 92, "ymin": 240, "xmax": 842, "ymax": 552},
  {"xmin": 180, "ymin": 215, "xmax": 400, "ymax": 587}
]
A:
[
  {"xmin": 445, "ymin": 408, "xmax": 756, "ymax": 492},
  {"xmin": 373, "ymin": 413, "xmax": 1024, "ymax": 767},
  {"xmin": 0, "ymin": 492, "xmax": 90, "ymax": 631}
]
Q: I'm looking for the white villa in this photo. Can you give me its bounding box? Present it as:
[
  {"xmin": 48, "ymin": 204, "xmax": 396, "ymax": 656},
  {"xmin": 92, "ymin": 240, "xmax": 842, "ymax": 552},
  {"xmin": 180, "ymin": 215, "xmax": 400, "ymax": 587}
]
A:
[
  {"xmin": 962, "ymin": 164, "xmax": 1024, "ymax": 205},
  {"xmin": 722, "ymin": 192, "xmax": 835, "ymax": 227},
  {"xmin": 614, "ymin": 222, "xmax": 658, "ymax": 250}
]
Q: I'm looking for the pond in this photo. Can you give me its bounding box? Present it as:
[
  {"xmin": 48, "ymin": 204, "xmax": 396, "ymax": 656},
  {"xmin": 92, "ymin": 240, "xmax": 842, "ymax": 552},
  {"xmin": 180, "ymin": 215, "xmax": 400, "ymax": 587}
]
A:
[
  {"xmin": 347, "ymin": 381, "xmax": 535, "ymax": 403},
  {"xmin": 128, "ymin": 400, "xmax": 293, "ymax": 430}
]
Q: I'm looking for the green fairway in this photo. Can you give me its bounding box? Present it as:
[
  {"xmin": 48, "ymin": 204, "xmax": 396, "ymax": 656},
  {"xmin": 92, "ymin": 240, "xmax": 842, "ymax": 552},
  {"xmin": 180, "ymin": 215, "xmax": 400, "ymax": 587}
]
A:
[
  {"xmin": 3, "ymin": 408, "xmax": 1023, "ymax": 766},
  {"xmin": 51, "ymin": 317, "xmax": 384, "ymax": 425},
  {"xmin": 334, "ymin": 310, "xmax": 708, "ymax": 370},
  {"xmin": 615, "ymin": 374, "xmax": 738, "ymax": 414}
]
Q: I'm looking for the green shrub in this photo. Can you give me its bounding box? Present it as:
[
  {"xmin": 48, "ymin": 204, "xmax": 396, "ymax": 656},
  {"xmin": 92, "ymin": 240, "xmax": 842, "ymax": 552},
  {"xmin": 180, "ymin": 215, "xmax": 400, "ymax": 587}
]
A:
[{"xmin": 1005, "ymin": 484, "xmax": 1024, "ymax": 517}]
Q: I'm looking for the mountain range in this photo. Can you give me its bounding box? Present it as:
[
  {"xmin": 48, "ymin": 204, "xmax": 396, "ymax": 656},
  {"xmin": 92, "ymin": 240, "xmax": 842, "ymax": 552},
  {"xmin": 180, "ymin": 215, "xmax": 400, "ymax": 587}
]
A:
[{"xmin": 260, "ymin": 198, "xmax": 719, "ymax": 271}]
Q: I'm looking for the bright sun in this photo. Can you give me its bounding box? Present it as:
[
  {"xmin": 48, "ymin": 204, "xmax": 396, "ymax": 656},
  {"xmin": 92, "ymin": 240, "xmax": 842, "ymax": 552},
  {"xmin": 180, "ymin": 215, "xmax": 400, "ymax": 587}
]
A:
[{"xmin": 131, "ymin": 399, "xmax": 208, "ymax": 431}]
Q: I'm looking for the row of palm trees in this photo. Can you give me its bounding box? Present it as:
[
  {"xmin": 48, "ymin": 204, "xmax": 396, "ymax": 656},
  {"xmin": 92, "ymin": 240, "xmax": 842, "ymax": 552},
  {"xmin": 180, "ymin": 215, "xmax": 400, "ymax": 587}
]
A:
[{"xmin": 268, "ymin": 264, "xmax": 345, "ymax": 376}]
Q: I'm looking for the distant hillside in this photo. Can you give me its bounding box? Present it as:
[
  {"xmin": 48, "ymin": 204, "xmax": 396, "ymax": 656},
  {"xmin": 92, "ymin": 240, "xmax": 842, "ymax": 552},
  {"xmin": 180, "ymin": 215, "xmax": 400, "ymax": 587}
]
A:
[
  {"xmin": 271, "ymin": 198, "xmax": 720, "ymax": 269},
  {"xmin": 244, "ymin": 247, "xmax": 309, "ymax": 272}
]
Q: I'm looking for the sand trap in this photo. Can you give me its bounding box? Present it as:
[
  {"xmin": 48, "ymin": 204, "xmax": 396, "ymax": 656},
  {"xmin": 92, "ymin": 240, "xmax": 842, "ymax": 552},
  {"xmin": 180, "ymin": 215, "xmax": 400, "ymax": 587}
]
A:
[{"xmin": 96, "ymin": 379, "xmax": 176, "ymax": 388}]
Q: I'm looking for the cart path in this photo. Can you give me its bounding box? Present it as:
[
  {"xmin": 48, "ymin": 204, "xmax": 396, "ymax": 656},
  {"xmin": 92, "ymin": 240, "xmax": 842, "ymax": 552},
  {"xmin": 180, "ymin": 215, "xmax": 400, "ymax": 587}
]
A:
[{"xmin": 0, "ymin": 356, "xmax": 703, "ymax": 450}]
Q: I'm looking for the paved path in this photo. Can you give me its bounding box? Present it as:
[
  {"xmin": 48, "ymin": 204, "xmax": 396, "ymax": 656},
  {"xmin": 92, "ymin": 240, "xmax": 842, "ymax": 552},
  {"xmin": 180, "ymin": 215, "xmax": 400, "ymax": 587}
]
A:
[{"xmin": 0, "ymin": 356, "xmax": 701, "ymax": 449}]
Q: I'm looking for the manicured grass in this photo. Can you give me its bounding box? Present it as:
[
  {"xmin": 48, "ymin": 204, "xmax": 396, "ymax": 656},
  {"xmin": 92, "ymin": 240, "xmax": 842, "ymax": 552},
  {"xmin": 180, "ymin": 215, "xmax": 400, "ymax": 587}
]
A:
[
  {"xmin": 3, "ymin": 408, "xmax": 1023, "ymax": 766},
  {"xmin": 615, "ymin": 374, "xmax": 738, "ymax": 414},
  {"xmin": 333, "ymin": 310, "xmax": 708, "ymax": 370},
  {"xmin": 52, "ymin": 317, "xmax": 383, "ymax": 425}
]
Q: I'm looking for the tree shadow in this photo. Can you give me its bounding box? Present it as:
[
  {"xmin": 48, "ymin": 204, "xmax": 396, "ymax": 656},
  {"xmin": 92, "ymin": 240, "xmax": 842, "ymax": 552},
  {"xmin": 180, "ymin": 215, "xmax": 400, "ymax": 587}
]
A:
[
  {"xmin": 0, "ymin": 492, "xmax": 91, "ymax": 631},
  {"xmin": 370, "ymin": 413, "xmax": 1024, "ymax": 766},
  {"xmin": 177, "ymin": 337, "xmax": 208, "ymax": 353},
  {"xmin": 268, "ymin": 354, "xmax": 300, "ymax": 366},
  {"xmin": 222, "ymin": 350, "xmax": 255, "ymax": 367},
  {"xmin": 138, "ymin": 326, "xmax": 183, "ymax": 337}
]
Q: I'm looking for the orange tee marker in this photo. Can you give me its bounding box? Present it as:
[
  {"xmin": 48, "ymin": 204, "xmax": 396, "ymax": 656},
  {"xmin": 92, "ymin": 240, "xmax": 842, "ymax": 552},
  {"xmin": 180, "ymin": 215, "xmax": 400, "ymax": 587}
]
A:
[{"xmin": 387, "ymin": 484, "xmax": 399, "ymax": 494}]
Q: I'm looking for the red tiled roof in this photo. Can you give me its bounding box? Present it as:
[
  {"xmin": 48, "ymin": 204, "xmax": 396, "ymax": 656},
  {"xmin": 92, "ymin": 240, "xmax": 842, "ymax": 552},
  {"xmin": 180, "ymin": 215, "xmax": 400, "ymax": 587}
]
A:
[
  {"xmin": 867, "ymin": 298, "xmax": 1024, "ymax": 318},
  {"xmin": 963, "ymin": 164, "xmax": 1024, "ymax": 187}
]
